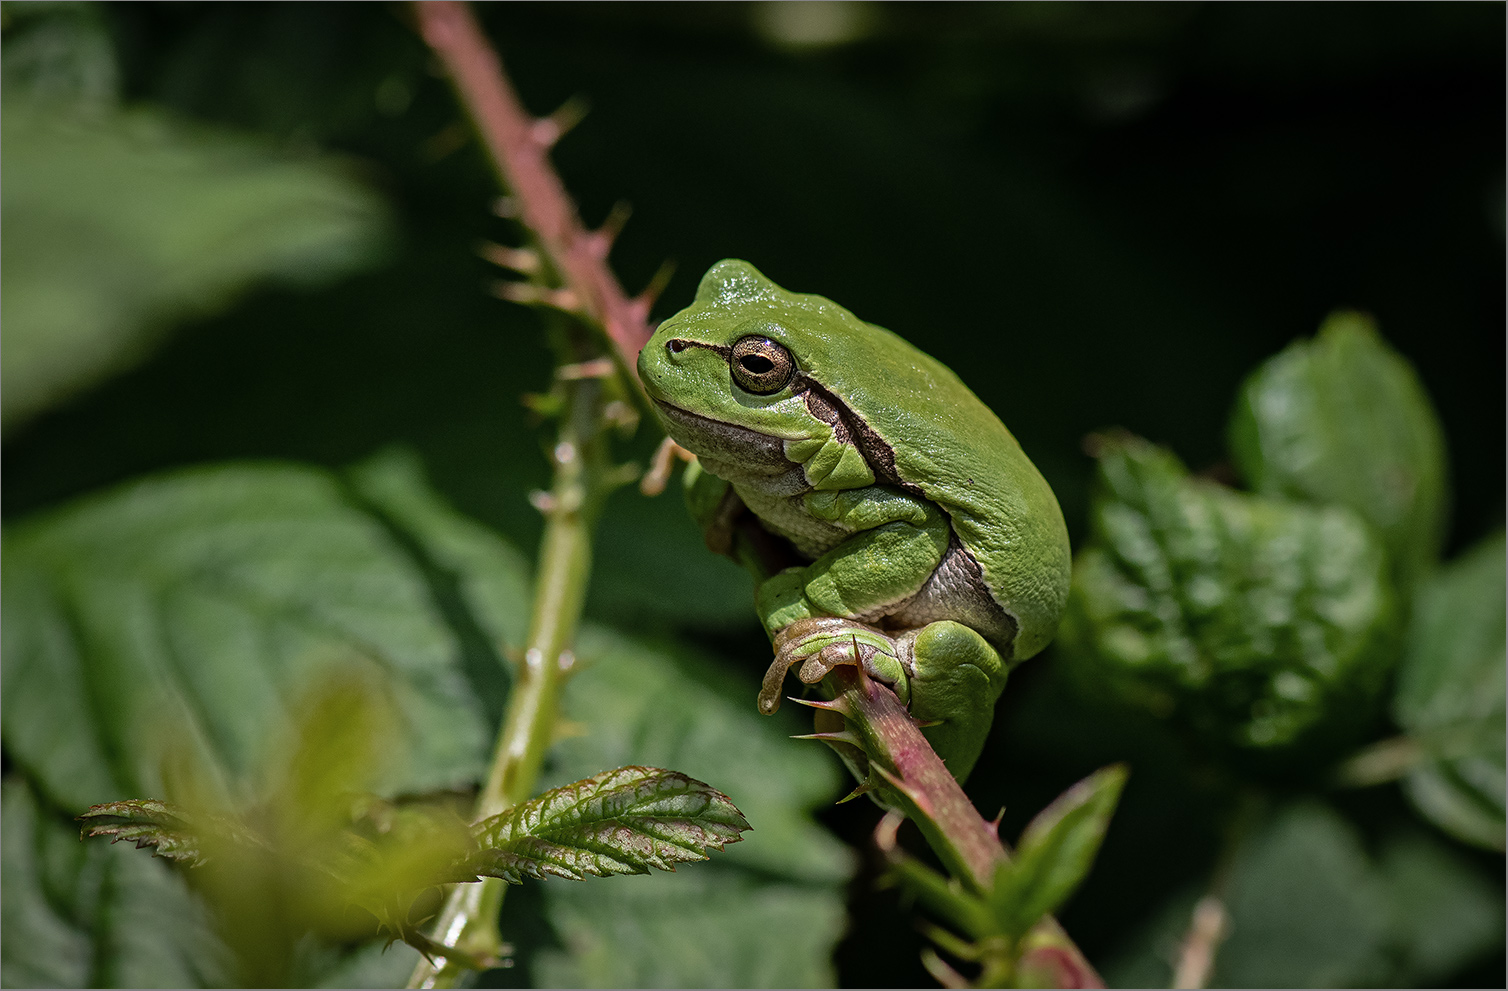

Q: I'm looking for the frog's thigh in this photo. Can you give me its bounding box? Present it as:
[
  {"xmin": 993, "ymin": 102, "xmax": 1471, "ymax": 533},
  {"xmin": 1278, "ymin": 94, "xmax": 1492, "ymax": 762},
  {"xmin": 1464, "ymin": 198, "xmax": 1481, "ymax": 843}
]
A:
[
  {"xmin": 908, "ymin": 620, "xmax": 1008, "ymax": 782},
  {"xmin": 756, "ymin": 518, "xmax": 947, "ymax": 632}
]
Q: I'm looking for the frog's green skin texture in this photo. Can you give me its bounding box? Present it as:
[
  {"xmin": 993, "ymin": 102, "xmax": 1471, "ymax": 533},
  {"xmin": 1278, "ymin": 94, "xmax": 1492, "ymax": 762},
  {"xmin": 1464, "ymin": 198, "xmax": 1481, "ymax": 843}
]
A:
[{"xmin": 638, "ymin": 260, "xmax": 1071, "ymax": 780}]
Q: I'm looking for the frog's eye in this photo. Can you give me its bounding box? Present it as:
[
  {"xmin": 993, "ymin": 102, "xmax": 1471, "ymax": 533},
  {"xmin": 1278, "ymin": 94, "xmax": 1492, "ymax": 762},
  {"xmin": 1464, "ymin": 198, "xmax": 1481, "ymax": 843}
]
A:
[{"xmin": 730, "ymin": 336, "xmax": 795, "ymax": 395}]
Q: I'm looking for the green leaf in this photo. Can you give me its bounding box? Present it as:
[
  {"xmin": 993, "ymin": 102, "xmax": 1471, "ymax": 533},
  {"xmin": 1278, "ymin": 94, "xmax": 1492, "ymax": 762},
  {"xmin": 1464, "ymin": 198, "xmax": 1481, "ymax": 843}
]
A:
[
  {"xmin": 1377, "ymin": 830, "xmax": 1505, "ymax": 984},
  {"xmin": 990, "ymin": 765, "xmax": 1127, "ymax": 940},
  {"xmin": 1393, "ymin": 531, "xmax": 1506, "ymax": 850},
  {"xmin": 0, "ymin": 454, "xmax": 527, "ymax": 986},
  {"xmin": 468, "ymin": 765, "xmax": 749, "ymax": 883},
  {"xmin": 1228, "ymin": 311, "xmax": 1449, "ymax": 589},
  {"xmin": 531, "ymin": 869, "xmax": 847, "ymax": 990},
  {"xmin": 501, "ymin": 628, "xmax": 855, "ymax": 988},
  {"xmin": 1, "ymin": 455, "xmax": 527, "ymax": 815},
  {"xmin": 1100, "ymin": 805, "xmax": 1499, "ymax": 989},
  {"xmin": 3, "ymin": 777, "xmax": 235, "ymax": 989},
  {"xmin": 0, "ymin": 89, "xmax": 390, "ymax": 431},
  {"xmin": 1213, "ymin": 803, "xmax": 1392, "ymax": 988},
  {"xmin": 1060, "ymin": 433, "xmax": 1399, "ymax": 752},
  {"xmin": 78, "ymin": 799, "xmax": 221, "ymax": 868},
  {"xmin": 3, "ymin": 453, "xmax": 849, "ymax": 987}
]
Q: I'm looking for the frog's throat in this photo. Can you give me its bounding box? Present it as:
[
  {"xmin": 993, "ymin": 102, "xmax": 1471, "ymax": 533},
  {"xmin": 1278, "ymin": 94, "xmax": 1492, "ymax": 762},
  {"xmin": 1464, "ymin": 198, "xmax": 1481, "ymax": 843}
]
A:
[{"xmin": 651, "ymin": 399, "xmax": 798, "ymax": 488}]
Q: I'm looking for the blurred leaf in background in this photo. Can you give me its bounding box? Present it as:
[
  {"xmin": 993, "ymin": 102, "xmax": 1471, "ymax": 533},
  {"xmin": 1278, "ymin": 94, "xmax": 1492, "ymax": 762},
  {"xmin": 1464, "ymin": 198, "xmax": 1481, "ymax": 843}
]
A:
[
  {"xmin": 503, "ymin": 628, "xmax": 853, "ymax": 988},
  {"xmin": 1, "ymin": 1, "xmax": 391, "ymax": 434},
  {"xmin": 1229, "ymin": 311, "xmax": 1449, "ymax": 591},
  {"xmin": 1103, "ymin": 803, "xmax": 1504, "ymax": 988},
  {"xmin": 1060, "ymin": 432, "xmax": 1398, "ymax": 755},
  {"xmin": 1392, "ymin": 530, "xmax": 1506, "ymax": 851}
]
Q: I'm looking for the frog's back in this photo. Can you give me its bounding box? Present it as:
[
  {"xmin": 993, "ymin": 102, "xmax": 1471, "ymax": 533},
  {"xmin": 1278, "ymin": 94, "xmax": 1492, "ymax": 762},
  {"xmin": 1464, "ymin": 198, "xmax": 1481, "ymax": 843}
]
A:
[
  {"xmin": 842, "ymin": 334, "xmax": 1068, "ymax": 661},
  {"xmin": 768, "ymin": 282, "xmax": 1070, "ymax": 660}
]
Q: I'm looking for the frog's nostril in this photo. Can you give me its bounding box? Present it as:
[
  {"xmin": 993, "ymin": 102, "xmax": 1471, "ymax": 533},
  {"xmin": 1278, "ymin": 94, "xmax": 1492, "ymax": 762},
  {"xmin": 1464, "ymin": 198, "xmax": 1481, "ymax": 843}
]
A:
[{"xmin": 667, "ymin": 339, "xmax": 690, "ymax": 354}]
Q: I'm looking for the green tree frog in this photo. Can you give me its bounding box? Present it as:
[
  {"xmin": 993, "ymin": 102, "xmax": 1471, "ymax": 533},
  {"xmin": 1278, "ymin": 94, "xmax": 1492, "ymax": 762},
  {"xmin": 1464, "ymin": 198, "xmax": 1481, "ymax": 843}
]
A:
[{"xmin": 638, "ymin": 260, "xmax": 1071, "ymax": 781}]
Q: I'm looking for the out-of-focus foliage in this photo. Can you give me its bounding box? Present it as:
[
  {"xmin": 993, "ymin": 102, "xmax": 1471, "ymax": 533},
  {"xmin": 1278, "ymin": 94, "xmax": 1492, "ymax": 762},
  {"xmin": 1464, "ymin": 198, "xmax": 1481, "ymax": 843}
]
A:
[
  {"xmin": 0, "ymin": 454, "xmax": 512, "ymax": 813},
  {"xmin": 1, "ymin": 453, "xmax": 848, "ymax": 987},
  {"xmin": 1104, "ymin": 804, "xmax": 1505, "ymax": 989},
  {"xmin": 1230, "ymin": 312, "xmax": 1449, "ymax": 590},
  {"xmin": 1061, "ymin": 433, "xmax": 1397, "ymax": 753},
  {"xmin": 0, "ymin": 2, "xmax": 390, "ymax": 433},
  {"xmin": 1393, "ymin": 531, "xmax": 1507, "ymax": 850}
]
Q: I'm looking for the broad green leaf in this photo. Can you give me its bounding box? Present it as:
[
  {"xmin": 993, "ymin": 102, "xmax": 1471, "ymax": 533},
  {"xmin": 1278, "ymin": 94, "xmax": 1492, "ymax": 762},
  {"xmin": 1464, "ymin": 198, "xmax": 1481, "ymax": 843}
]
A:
[
  {"xmin": 1060, "ymin": 434, "xmax": 1398, "ymax": 752},
  {"xmin": 3, "ymin": 452, "xmax": 849, "ymax": 987},
  {"xmin": 1228, "ymin": 312, "xmax": 1448, "ymax": 588},
  {"xmin": 0, "ymin": 454, "xmax": 527, "ymax": 986},
  {"xmin": 1, "ymin": 79, "xmax": 390, "ymax": 431},
  {"xmin": 3, "ymin": 778, "xmax": 234, "ymax": 989},
  {"xmin": 1, "ymin": 455, "xmax": 527, "ymax": 816},
  {"xmin": 1393, "ymin": 531, "xmax": 1506, "ymax": 850},
  {"xmin": 500, "ymin": 628, "xmax": 856, "ymax": 988},
  {"xmin": 989, "ymin": 765, "xmax": 1127, "ymax": 939},
  {"xmin": 532, "ymin": 869, "xmax": 847, "ymax": 990},
  {"xmin": 587, "ymin": 482, "xmax": 760, "ymax": 630},
  {"xmin": 1213, "ymin": 803, "xmax": 1391, "ymax": 988},
  {"xmin": 468, "ymin": 766, "xmax": 749, "ymax": 883}
]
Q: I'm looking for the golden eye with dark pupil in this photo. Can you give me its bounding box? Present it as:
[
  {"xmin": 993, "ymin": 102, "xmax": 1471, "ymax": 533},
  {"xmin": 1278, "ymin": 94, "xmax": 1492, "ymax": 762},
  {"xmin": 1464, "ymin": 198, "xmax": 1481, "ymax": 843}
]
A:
[{"xmin": 730, "ymin": 335, "xmax": 795, "ymax": 394}]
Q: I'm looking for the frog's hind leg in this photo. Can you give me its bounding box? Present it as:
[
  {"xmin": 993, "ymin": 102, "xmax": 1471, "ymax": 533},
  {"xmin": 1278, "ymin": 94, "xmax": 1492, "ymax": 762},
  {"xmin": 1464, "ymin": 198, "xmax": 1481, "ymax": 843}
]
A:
[{"xmin": 904, "ymin": 620, "xmax": 1008, "ymax": 782}]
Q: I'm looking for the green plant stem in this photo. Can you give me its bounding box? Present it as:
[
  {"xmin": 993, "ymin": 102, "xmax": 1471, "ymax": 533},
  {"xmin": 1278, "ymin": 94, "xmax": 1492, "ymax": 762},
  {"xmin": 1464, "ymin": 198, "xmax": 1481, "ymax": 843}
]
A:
[
  {"xmin": 409, "ymin": 374, "xmax": 610, "ymax": 989},
  {"xmin": 405, "ymin": 5, "xmax": 659, "ymax": 985}
]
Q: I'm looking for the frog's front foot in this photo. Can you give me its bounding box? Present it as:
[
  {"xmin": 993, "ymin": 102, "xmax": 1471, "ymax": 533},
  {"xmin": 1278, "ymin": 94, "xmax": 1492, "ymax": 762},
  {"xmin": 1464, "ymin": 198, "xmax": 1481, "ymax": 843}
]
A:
[{"xmin": 758, "ymin": 617, "xmax": 909, "ymax": 715}]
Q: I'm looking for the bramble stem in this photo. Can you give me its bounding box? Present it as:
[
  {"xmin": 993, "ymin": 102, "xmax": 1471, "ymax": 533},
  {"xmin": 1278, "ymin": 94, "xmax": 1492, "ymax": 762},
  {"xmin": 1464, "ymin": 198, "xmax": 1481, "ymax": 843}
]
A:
[
  {"xmin": 413, "ymin": 0, "xmax": 655, "ymax": 377},
  {"xmin": 828, "ymin": 667, "xmax": 1104, "ymax": 988}
]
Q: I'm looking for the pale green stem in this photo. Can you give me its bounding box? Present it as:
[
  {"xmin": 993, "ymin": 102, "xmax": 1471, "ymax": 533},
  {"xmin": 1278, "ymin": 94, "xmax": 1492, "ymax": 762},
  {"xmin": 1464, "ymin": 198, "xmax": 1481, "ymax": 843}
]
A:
[{"xmin": 409, "ymin": 374, "xmax": 608, "ymax": 989}]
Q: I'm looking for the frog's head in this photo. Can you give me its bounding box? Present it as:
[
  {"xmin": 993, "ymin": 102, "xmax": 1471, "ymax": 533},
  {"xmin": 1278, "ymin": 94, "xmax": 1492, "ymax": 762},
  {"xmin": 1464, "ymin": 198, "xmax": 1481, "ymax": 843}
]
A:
[{"xmin": 637, "ymin": 260, "xmax": 881, "ymax": 458}]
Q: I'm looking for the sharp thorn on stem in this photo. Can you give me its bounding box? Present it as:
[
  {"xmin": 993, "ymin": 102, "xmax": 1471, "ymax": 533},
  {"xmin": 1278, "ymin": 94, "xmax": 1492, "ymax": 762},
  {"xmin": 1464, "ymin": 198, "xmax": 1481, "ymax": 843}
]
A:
[
  {"xmin": 593, "ymin": 200, "xmax": 633, "ymax": 249},
  {"xmin": 477, "ymin": 241, "xmax": 541, "ymax": 274},
  {"xmin": 836, "ymin": 780, "xmax": 877, "ymax": 804},
  {"xmin": 555, "ymin": 357, "xmax": 616, "ymax": 380},
  {"xmin": 492, "ymin": 280, "xmax": 581, "ymax": 313},
  {"xmin": 635, "ymin": 259, "xmax": 677, "ymax": 311},
  {"xmin": 531, "ymin": 96, "xmax": 589, "ymax": 148},
  {"xmin": 791, "ymin": 731, "xmax": 862, "ymax": 745}
]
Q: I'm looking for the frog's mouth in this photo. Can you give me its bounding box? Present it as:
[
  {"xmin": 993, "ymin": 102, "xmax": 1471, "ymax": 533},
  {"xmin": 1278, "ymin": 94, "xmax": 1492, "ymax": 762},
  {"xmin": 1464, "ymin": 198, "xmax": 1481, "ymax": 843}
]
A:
[{"xmin": 651, "ymin": 400, "xmax": 795, "ymax": 479}]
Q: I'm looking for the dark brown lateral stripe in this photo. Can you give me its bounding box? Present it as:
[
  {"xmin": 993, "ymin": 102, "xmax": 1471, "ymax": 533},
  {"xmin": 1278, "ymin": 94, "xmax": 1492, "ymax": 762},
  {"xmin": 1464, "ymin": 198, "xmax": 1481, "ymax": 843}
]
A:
[{"xmin": 794, "ymin": 374, "xmax": 909, "ymax": 489}]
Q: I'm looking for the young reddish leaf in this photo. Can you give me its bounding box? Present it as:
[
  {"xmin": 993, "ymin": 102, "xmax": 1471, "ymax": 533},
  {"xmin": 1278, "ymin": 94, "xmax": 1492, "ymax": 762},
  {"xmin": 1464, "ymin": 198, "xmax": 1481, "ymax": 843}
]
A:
[
  {"xmin": 466, "ymin": 766, "xmax": 750, "ymax": 883},
  {"xmin": 78, "ymin": 799, "xmax": 260, "ymax": 868}
]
